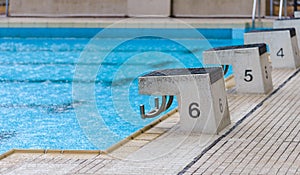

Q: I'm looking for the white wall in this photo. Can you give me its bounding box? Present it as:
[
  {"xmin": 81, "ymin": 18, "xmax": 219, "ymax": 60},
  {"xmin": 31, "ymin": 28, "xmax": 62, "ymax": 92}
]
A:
[
  {"xmin": 9, "ymin": 0, "xmax": 127, "ymax": 17},
  {"xmin": 8, "ymin": 0, "xmax": 265, "ymax": 17},
  {"xmin": 173, "ymin": 0, "xmax": 266, "ymax": 17}
]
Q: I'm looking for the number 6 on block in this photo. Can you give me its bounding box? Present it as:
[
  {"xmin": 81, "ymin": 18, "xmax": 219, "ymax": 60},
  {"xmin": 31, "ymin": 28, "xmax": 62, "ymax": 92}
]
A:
[
  {"xmin": 188, "ymin": 102, "xmax": 200, "ymax": 118},
  {"xmin": 139, "ymin": 67, "xmax": 231, "ymax": 134}
]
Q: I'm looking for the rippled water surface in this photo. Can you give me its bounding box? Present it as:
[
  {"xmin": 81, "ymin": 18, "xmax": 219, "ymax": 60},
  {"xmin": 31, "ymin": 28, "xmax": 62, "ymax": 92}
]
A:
[{"xmin": 0, "ymin": 32, "xmax": 243, "ymax": 154}]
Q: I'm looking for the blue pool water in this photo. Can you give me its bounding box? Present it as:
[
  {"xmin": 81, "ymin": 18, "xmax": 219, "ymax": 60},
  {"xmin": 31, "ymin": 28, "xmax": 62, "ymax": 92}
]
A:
[{"xmin": 0, "ymin": 28, "xmax": 243, "ymax": 154}]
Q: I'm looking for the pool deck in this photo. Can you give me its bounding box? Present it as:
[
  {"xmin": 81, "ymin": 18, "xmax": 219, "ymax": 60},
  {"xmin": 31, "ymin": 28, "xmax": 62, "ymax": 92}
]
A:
[
  {"xmin": 0, "ymin": 17, "xmax": 273, "ymax": 28},
  {"xmin": 1, "ymin": 17, "xmax": 300, "ymax": 174},
  {"xmin": 1, "ymin": 66, "xmax": 300, "ymax": 174}
]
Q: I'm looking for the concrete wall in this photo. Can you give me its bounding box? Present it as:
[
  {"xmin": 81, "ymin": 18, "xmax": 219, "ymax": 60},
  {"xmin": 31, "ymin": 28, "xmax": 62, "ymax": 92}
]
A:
[
  {"xmin": 173, "ymin": 0, "xmax": 266, "ymax": 17},
  {"xmin": 127, "ymin": 0, "xmax": 170, "ymax": 17},
  {"xmin": 9, "ymin": 0, "xmax": 127, "ymax": 17},
  {"xmin": 8, "ymin": 0, "xmax": 266, "ymax": 17}
]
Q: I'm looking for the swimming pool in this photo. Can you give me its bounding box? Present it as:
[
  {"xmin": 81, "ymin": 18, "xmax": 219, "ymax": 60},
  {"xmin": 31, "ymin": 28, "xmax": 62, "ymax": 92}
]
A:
[{"xmin": 0, "ymin": 28, "xmax": 243, "ymax": 154}]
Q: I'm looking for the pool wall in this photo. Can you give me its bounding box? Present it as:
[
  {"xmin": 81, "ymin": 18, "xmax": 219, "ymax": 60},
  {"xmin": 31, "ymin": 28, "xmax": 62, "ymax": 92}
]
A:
[
  {"xmin": 8, "ymin": 0, "xmax": 266, "ymax": 18},
  {"xmin": 0, "ymin": 28, "xmax": 249, "ymax": 39}
]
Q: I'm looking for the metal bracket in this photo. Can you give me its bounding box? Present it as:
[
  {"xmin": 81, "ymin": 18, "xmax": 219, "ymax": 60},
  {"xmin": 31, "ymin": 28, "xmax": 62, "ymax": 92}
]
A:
[
  {"xmin": 222, "ymin": 65, "xmax": 229, "ymax": 75},
  {"xmin": 140, "ymin": 95, "xmax": 174, "ymax": 119}
]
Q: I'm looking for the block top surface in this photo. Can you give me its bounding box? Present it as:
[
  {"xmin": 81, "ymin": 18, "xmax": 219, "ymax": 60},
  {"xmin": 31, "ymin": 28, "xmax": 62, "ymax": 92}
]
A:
[
  {"xmin": 276, "ymin": 17, "xmax": 300, "ymax": 21},
  {"xmin": 247, "ymin": 28, "xmax": 296, "ymax": 37},
  {"xmin": 204, "ymin": 43, "xmax": 267, "ymax": 55},
  {"xmin": 141, "ymin": 67, "xmax": 223, "ymax": 84}
]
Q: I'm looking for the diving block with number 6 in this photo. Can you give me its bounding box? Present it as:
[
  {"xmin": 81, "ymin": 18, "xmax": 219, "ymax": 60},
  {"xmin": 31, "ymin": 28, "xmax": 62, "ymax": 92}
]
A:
[
  {"xmin": 244, "ymin": 28, "xmax": 300, "ymax": 69},
  {"xmin": 139, "ymin": 67, "xmax": 230, "ymax": 134},
  {"xmin": 203, "ymin": 43, "xmax": 273, "ymax": 94}
]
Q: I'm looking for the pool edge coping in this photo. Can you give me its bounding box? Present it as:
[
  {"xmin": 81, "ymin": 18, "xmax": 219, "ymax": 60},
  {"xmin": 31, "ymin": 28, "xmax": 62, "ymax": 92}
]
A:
[
  {"xmin": 0, "ymin": 17, "xmax": 274, "ymax": 28},
  {"xmin": 0, "ymin": 149, "xmax": 104, "ymax": 160},
  {"xmin": 104, "ymin": 108, "xmax": 179, "ymax": 154},
  {"xmin": 0, "ymin": 108, "xmax": 179, "ymax": 160}
]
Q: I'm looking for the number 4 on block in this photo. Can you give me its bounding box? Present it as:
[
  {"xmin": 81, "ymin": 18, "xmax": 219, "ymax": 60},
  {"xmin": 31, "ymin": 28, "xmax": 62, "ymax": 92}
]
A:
[{"xmin": 277, "ymin": 48, "xmax": 284, "ymax": 58}]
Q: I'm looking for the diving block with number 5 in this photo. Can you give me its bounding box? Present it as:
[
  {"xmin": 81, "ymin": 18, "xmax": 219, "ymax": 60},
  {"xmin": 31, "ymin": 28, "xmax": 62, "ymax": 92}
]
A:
[
  {"xmin": 203, "ymin": 44, "xmax": 273, "ymax": 94},
  {"xmin": 139, "ymin": 67, "xmax": 230, "ymax": 134},
  {"xmin": 244, "ymin": 28, "xmax": 300, "ymax": 69}
]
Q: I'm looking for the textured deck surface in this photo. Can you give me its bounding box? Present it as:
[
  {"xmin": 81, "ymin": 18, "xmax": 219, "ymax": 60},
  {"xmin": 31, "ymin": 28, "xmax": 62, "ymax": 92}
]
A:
[
  {"xmin": 0, "ymin": 68, "xmax": 299, "ymax": 175},
  {"xmin": 182, "ymin": 68, "xmax": 300, "ymax": 175},
  {"xmin": 0, "ymin": 17, "xmax": 273, "ymax": 28}
]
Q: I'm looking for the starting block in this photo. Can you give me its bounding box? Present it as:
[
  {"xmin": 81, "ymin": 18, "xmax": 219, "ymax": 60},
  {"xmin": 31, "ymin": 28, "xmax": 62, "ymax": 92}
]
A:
[
  {"xmin": 139, "ymin": 67, "xmax": 230, "ymax": 134},
  {"xmin": 273, "ymin": 18, "xmax": 300, "ymax": 50},
  {"xmin": 244, "ymin": 28, "xmax": 300, "ymax": 69},
  {"xmin": 203, "ymin": 43, "xmax": 273, "ymax": 94},
  {"xmin": 294, "ymin": 12, "xmax": 300, "ymax": 18}
]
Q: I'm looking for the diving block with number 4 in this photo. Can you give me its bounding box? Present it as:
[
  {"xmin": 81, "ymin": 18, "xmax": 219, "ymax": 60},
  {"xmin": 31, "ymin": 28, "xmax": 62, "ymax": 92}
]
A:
[
  {"xmin": 203, "ymin": 43, "xmax": 273, "ymax": 94},
  {"xmin": 273, "ymin": 19, "xmax": 300, "ymax": 49},
  {"xmin": 139, "ymin": 67, "xmax": 230, "ymax": 134},
  {"xmin": 244, "ymin": 28, "xmax": 300, "ymax": 69}
]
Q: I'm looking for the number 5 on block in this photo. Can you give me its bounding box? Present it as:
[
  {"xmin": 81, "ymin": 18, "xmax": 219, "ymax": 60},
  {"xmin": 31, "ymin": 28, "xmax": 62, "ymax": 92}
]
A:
[
  {"xmin": 244, "ymin": 70, "xmax": 253, "ymax": 82},
  {"xmin": 203, "ymin": 44, "xmax": 273, "ymax": 94}
]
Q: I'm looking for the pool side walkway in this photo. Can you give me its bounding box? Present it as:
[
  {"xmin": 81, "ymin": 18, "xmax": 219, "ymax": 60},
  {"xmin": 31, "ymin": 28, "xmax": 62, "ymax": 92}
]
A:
[
  {"xmin": 0, "ymin": 17, "xmax": 273, "ymax": 28},
  {"xmin": 0, "ymin": 67, "xmax": 299, "ymax": 174}
]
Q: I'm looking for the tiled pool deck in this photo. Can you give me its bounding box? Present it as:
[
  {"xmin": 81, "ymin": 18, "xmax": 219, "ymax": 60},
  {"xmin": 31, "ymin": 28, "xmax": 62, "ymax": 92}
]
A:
[
  {"xmin": 1, "ymin": 17, "xmax": 299, "ymax": 174},
  {"xmin": 0, "ymin": 17, "xmax": 273, "ymax": 28}
]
